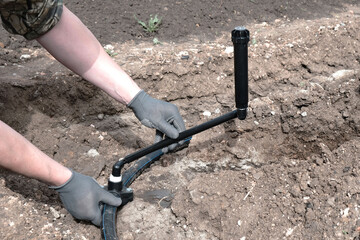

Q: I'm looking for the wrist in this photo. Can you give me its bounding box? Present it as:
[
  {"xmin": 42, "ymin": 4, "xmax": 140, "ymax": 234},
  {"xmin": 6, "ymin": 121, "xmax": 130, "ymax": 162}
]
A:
[
  {"xmin": 127, "ymin": 89, "xmax": 146, "ymax": 107},
  {"xmin": 50, "ymin": 167, "xmax": 73, "ymax": 187},
  {"xmin": 115, "ymin": 85, "xmax": 141, "ymax": 105},
  {"xmin": 125, "ymin": 87, "xmax": 142, "ymax": 105}
]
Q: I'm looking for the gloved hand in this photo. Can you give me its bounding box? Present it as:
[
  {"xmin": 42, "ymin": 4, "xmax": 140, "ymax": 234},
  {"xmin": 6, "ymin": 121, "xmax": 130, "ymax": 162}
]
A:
[
  {"xmin": 128, "ymin": 90, "xmax": 186, "ymax": 152},
  {"xmin": 50, "ymin": 170, "xmax": 122, "ymax": 226}
]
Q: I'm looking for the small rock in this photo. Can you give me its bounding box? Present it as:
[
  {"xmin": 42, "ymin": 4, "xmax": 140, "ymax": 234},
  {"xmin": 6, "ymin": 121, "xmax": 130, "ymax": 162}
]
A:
[
  {"xmin": 20, "ymin": 54, "xmax": 31, "ymax": 59},
  {"xmin": 294, "ymin": 204, "xmax": 304, "ymax": 215},
  {"xmin": 202, "ymin": 111, "xmax": 211, "ymax": 117},
  {"xmin": 87, "ymin": 149, "xmax": 99, "ymax": 157},
  {"xmin": 104, "ymin": 44, "xmax": 114, "ymax": 50},
  {"xmin": 176, "ymin": 51, "xmax": 189, "ymax": 58},
  {"xmin": 314, "ymin": 158, "xmax": 323, "ymax": 166},
  {"xmin": 300, "ymin": 180, "xmax": 308, "ymax": 190},
  {"xmin": 50, "ymin": 207, "xmax": 61, "ymax": 219},
  {"xmin": 290, "ymin": 185, "xmax": 301, "ymax": 198},
  {"xmin": 253, "ymin": 171, "xmax": 263, "ymax": 180},
  {"xmin": 286, "ymin": 228, "xmax": 294, "ymax": 237},
  {"xmin": 301, "ymin": 112, "xmax": 307, "ymax": 117},
  {"xmin": 97, "ymin": 113, "xmax": 104, "ymax": 120},
  {"xmin": 327, "ymin": 197, "xmax": 335, "ymax": 207},
  {"xmin": 331, "ymin": 69, "xmax": 355, "ymax": 81},
  {"xmin": 341, "ymin": 207, "xmax": 350, "ymax": 217},
  {"xmin": 342, "ymin": 111, "xmax": 349, "ymax": 118},
  {"xmin": 282, "ymin": 122, "xmax": 290, "ymax": 133},
  {"xmin": 224, "ymin": 46, "xmax": 233, "ymax": 54}
]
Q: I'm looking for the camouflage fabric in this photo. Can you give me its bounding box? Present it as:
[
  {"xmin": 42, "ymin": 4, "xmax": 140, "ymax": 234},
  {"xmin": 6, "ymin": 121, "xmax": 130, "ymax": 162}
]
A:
[{"xmin": 0, "ymin": 0, "xmax": 63, "ymax": 40}]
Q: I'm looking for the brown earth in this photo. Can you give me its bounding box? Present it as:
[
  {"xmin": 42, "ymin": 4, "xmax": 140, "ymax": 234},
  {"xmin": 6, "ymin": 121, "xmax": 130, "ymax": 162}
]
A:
[{"xmin": 0, "ymin": 0, "xmax": 360, "ymax": 239}]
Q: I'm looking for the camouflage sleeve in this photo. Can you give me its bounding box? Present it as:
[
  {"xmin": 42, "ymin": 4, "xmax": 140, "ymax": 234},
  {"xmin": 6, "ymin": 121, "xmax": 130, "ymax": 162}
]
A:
[{"xmin": 0, "ymin": 0, "xmax": 63, "ymax": 40}]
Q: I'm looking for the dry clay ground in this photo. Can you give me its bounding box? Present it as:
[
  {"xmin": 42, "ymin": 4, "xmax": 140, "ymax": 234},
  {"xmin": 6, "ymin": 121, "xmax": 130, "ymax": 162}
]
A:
[{"xmin": 0, "ymin": 3, "xmax": 360, "ymax": 240}]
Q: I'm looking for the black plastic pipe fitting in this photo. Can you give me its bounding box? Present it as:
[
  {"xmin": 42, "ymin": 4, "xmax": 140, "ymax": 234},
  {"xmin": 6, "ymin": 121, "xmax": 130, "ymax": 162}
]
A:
[{"xmin": 232, "ymin": 26, "xmax": 250, "ymax": 120}]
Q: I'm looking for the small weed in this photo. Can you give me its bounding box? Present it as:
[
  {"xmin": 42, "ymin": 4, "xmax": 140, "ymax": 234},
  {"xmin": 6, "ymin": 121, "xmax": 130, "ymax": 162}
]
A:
[
  {"xmin": 134, "ymin": 14, "xmax": 162, "ymax": 33},
  {"xmin": 104, "ymin": 45, "xmax": 118, "ymax": 57},
  {"xmin": 251, "ymin": 37, "xmax": 257, "ymax": 45},
  {"xmin": 153, "ymin": 37, "xmax": 161, "ymax": 45},
  {"xmin": 105, "ymin": 49, "xmax": 118, "ymax": 57}
]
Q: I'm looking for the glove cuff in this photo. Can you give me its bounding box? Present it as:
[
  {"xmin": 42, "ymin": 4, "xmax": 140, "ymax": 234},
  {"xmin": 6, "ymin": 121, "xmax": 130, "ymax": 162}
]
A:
[
  {"xmin": 49, "ymin": 169, "xmax": 75, "ymax": 190},
  {"xmin": 127, "ymin": 89, "xmax": 146, "ymax": 108}
]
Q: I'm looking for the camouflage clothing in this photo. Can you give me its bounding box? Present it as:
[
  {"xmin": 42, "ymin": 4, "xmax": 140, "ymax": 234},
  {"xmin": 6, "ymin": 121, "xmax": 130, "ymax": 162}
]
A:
[{"xmin": 0, "ymin": 0, "xmax": 63, "ymax": 40}]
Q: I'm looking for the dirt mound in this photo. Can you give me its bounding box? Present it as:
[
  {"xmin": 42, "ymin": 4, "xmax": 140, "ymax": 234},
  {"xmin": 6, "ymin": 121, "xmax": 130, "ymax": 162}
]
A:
[{"xmin": 0, "ymin": 1, "xmax": 360, "ymax": 239}]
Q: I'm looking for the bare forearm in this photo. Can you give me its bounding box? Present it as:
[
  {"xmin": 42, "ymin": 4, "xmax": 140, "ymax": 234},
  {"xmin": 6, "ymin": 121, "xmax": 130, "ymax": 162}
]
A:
[
  {"xmin": 36, "ymin": 6, "xmax": 140, "ymax": 104},
  {"xmin": 0, "ymin": 121, "xmax": 71, "ymax": 186}
]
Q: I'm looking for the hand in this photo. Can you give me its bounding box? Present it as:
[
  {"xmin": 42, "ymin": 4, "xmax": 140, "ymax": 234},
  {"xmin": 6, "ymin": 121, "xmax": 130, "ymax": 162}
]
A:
[
  {"xmin": 51, "ymin": 170, "xmax": 122, "ymax": 226},
  {"xmin": 128, "ymin": 90, "xmax": 186, "ymax": 152}
]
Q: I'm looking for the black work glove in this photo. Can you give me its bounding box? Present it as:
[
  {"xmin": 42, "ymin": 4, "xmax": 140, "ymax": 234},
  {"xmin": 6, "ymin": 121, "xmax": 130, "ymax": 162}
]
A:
[
  {"xmin": 51, "ymin": 170, "xmax": 122, "ymax": 226},
  {"xmin": 128, "ymin": 90, "xmax": 186, "ymax": 152}
]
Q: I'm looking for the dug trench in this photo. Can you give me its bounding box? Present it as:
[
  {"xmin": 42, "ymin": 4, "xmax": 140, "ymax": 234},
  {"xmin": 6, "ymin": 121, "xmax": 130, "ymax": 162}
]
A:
[{"xmin": 0, "ymin": 6, "xmax": 360, "ymax": 240}]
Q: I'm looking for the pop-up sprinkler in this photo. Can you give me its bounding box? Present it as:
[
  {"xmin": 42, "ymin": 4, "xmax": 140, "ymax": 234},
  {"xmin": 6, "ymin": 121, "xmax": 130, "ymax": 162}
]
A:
[{"xmin": 102, "ymin": 27, "xmax": 250, "ymax": 240}]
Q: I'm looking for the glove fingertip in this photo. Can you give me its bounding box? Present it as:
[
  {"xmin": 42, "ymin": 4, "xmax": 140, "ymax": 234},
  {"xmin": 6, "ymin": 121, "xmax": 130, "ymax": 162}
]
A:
[
  {"xmin": 165, "ymin": 128, "xmax": 179, "ymax": 139},
  {"xmin": 162, "ymin": 147, "xmax": 169, "ymax": 154},
  {"xmin": 102, "ymin": 194, "xmax": 122, "ymax": 207},
  {"xmin": 157, "ymin": 120, "xmax": 180, "ymax": 139}
]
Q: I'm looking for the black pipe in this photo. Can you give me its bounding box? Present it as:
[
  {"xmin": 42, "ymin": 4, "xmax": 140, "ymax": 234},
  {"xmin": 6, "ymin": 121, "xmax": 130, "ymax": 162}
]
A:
[
  {"xmin": 112, "ymin": 110, "xmax": 238, "ymax": 176},
  {"xmin": 232, "ymin": 26, "xmax": 250, "ymax": 120},
  {"xmin": 111, "ymin": 27, "xmax": 250, "ymax": 177}
]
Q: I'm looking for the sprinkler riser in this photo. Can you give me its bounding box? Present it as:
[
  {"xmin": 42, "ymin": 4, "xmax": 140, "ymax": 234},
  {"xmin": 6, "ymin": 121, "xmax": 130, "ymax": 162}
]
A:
[{"xmin": 232, "ymin": 26, "xmax": 250, "ymax": 120}]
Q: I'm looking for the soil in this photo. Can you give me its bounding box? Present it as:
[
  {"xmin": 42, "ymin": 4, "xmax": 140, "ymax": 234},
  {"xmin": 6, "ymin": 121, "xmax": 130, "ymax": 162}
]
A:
[{"xmin": 0, "ymin": 0, "xmax": 360, "ymax": 239}]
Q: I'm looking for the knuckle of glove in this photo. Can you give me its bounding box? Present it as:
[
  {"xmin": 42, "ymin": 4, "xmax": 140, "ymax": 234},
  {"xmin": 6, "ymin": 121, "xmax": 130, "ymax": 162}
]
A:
[{"xmin": 141, "ymin": 119, "xmax": 156, "ymax": 129}]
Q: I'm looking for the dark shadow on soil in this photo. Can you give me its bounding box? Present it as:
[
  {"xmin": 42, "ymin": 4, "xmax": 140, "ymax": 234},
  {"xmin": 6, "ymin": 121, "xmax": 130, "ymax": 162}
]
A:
[
  {"xmin": 0, "ymin": 169, "xmax": 61, "ymax": 206},
  {"xmin": 0, "ymin": 75, "xmax": 144, "ymax": 149}
]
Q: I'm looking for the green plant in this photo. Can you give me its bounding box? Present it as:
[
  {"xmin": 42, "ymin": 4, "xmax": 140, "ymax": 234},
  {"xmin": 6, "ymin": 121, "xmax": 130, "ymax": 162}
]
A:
[
  {"xmin": 134, "ymin": 14, "xmax": 162, "ymax": 33},
  {"xmin": 251, "ymin": 37, "xmax": 257, "ymax": 45},
  {"xmin": 152, "ymin": 37, "xmax": 161, "ymax": 45},
  {"xmin": 105, "ymin": 49, "xmax": 118, "ymax": 57}
]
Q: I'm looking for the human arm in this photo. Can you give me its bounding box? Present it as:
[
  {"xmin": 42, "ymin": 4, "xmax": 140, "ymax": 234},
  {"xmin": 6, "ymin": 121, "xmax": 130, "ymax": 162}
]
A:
[
  {"xmin": 0, "ymin": 120, "xmax": 122, "ymax": 226},
  {"xmin": 1, "ymin": 2, "xmax": 186, "ymax": 137},
  {"xmin": 36, "ymin": 5, "xmax": 140, "ymax": 104},
  {"xmin": 36, "ymin": 5, "xmax": 186, "ymax": 141},
  {"xmin": 0, "ymin": 120, "xmax": 71, "ymax": 186}
]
